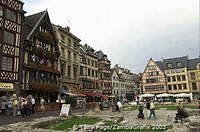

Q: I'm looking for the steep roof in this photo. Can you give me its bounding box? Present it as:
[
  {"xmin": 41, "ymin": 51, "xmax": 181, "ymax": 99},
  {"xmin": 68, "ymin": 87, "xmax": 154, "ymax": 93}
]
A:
[
  {"xmin": 187, "ymin": 58, "xmax": 200, "ymax": 70},
  {"xmin": 162, "ymin": 56, "xmax": 188, "ymax": 70},
  {"xmin": 24, "ymin": 10, "xmax": 48, "ymax": 39},
  {"xmin": 80, "ymin": 44, "xmax": 98, "ymax": 58},
  {"xmin": 151, "ymin": 56, "xmax": 199, "ymax": 71}
]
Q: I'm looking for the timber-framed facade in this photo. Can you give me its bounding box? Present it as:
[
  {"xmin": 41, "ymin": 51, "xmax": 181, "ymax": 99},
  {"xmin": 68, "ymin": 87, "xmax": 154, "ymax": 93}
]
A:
[
  {"xmin": 22, "ymin": 10, "xmax": 60, "ymax": 102},
  {"xmin": 0, "ymin": 0, "xmax": 25, "ymax": 96}
]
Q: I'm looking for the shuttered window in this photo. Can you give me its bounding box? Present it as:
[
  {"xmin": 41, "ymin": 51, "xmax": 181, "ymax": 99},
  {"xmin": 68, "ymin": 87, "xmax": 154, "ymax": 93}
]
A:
[
  {"xmin": 4, "ymin": 31, "xmax": 14, "ymax": 45},
  {"xmin": 2, "ymin": 56, "xmax": 13, "ymax": 71}
]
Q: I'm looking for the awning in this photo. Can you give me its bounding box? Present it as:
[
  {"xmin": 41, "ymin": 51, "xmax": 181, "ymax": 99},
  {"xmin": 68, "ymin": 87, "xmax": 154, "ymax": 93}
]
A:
[
  {"xmin": 72, "ymin": 92, "xmax": 86, "ymax": 97},
  {"xmin": 174, "ymin": 93, "xmax": 191, "ymax": 97},
  {"xmin": 156, "ymin": 93, "xmax": 174, "ymax": 97},
  {"xmin": 85, "ymin": 92, "xmax": 103, "ymax": 97},
  {"xmin": 139, "ymin": 94, "xmax": 154, "ymax": 98}
]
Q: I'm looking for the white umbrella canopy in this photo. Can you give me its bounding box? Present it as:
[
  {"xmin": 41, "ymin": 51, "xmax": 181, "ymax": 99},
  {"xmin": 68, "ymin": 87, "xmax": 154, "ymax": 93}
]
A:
[
  {"xmin": 174, "ymin": 93, "xmax": 190, "ymax": 97},
  {"xmin": 156, "ymin": 93, "xmax": 174, "ymax": 98},
  {"xmin": 140, "ymin": 94, "xmax": 154, "ymax": 98}
]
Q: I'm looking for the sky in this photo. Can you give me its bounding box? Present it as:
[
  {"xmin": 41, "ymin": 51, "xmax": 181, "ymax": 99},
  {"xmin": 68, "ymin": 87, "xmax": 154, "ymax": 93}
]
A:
[{"xmin": 23, "ymin": 0, "xmax": 199, "ymax": 73}]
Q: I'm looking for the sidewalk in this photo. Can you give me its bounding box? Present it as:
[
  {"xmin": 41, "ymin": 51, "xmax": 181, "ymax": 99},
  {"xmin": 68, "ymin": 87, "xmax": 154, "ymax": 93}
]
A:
[{"xmin": 0, "ymin": 109, "xmax": 88, "ymax": 126}]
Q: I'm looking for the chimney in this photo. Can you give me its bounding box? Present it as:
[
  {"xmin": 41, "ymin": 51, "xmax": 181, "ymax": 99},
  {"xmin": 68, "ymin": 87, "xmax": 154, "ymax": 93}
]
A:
[{"xmin": 65, "ymin": 26, "xmax": 70, "ymax": 32}]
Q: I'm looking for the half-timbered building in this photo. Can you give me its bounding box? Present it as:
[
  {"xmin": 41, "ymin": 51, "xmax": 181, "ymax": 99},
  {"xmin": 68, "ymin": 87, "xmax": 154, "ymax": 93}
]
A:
[
  {"xmin": 22, "ymin": 10, "xmax": 60, "ymax": 102},
  {"xmin": 0, "ymin": 0, "xmax": 25, "ymax": 96}
]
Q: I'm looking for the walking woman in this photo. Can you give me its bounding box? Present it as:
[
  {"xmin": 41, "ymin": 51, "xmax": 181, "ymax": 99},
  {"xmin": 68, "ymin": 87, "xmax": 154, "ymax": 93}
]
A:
[{"xmin": 137, "ymin": 105, "xmax": 145, "ymax": 119}]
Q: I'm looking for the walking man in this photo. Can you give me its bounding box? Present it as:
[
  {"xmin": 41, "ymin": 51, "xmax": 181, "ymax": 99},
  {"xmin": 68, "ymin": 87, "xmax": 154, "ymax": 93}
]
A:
[{"xmin": 149, "ymin": 100, "xmax": 156, "ymax": 119}]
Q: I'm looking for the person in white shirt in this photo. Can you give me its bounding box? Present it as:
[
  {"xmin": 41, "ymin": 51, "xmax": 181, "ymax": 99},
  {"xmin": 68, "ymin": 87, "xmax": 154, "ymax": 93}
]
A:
[
  {"xmin": 31, "ymin": 97, "xmax": 35, "ymax": 113},
  {"xmin": 117, "ymin": 100, "xmax": 123, "ymax": 112}
]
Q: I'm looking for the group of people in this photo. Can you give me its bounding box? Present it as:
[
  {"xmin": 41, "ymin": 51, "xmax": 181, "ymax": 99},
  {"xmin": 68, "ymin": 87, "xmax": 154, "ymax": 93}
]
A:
[
  {"xmin": 0, "ymin": 94, "xmax": 35, "ymax": 118},
  {"xmin": 137, "ymin": 100, "xmax": 156, "ymax": 120}
]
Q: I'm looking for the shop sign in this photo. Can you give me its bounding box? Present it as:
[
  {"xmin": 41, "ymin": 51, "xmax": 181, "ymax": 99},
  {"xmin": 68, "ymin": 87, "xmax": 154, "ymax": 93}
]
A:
[{"xmin": 0, "ymin": 83, "xmax": 14, "ymax": 89}]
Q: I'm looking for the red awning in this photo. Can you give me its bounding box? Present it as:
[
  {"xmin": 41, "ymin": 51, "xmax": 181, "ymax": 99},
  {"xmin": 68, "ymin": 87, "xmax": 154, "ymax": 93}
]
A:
[{"xmin": 84, "ymin": 92, "xmax": 103, "ymax": 97}]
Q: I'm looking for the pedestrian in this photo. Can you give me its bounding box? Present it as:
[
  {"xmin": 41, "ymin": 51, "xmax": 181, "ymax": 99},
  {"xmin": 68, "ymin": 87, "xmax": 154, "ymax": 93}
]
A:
[
  {"xmin": 31, "ymin": 96, "xmax": 35, "ymax": 113},
  {"xmin": 20, "ymin": 98, "xmax": 26, "ymax": 117},
  {"xmin": 117, "ymin": 100, "xmax": 123, "ymax": 112},
  {"xmin": 149, "ymin": 100, "xmax": 156, "ymax": 120},
  {"xmin": 40, "ymin": 97, "xmax": 46, "ymax": 112},
  {"xmin": 137, "ymin": 105, "xmax": 145, "ymax": 119},
  {"xmin": 7, "ymin": 99, "xmax": 13, "ymax": 115},
  {"xmin": 174, "ymin": 106, "xmax": 188, "ymax": 123},
  {"xmin": 1, "ymin": 100, "xmax": 7, "ymax": 116},
  {"xmin": 146, "ymin": 100, "xmax": 150, "ymax": 118},
  {"xmin": 24, "ymin": 98, "xmax": 32, "ymax": 118}
]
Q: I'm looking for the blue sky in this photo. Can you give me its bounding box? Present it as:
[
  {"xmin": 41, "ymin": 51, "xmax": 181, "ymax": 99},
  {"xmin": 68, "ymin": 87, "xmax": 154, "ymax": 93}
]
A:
[{"xmin": 23, "ymin": 0, "xmax": 199, "ymax": 73}]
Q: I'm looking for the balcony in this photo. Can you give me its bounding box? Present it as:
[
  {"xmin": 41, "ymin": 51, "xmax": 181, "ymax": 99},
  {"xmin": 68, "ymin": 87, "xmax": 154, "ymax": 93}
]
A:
[{"xmin": 25, "ymin": 62, "xmax": 60, "ymax": 74}]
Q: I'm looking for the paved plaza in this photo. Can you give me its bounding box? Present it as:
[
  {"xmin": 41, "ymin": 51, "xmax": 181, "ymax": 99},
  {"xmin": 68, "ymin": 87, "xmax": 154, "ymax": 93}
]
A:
[{"xmin": 0, "ymin": 108, "xmax": 199, "ymax": 132}]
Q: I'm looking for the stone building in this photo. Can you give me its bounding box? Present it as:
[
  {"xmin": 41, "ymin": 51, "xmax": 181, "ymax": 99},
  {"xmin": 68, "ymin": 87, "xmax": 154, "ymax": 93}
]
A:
[
  {"xmin": 0, "ymin": 0, "xmax": 25, "ymax": 96},
  {"xmin": 79, "ymin": 44, "xmax": 99, "ymax": 94},
  {"xmin": 187, "ymin": 58, "xmax": 200, "ymax": 100},
  {"xmin": 111, "ymin": 68, "xmax": 126, "ymax": 99},
  {"xmin": 22, "ymin": 10, "xmax": 60, "ymax": 102},
  {"xmin": 111, "ymin": 65, "xmax": 136, "ymax": 100},
  {"xmin": 53, "ymin": 25, "xmax": 81, "ymax": 93},
  {"xmin": 95, "ymin": 51, "xmax": 112, "ymax": 95},
  {"xmin": 142, "ymin": 56, "xmax": 200, "ymax": 100}
]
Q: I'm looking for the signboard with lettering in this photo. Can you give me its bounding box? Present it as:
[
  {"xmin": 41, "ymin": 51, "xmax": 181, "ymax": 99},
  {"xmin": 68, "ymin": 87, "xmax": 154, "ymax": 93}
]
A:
[
  {"xmin": 0, "ymin": 83, "xmax": 14, "ymax": 89},
  {"xmin": 60, "ymin": 104, "xmax": 71, "ymax": 117}
]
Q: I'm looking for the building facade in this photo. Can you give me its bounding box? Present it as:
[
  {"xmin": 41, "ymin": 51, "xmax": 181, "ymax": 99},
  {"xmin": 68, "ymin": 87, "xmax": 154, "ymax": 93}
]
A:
[
  {"xmin": 95, "ymin": 51, "xmax": 112, "ymax": 95},
  {"xmin": 187, "ymin": 59, "xmax": 200, "ymax": 100},
  {"xmin": 142, "ymin": 58, "xmax": 167, "ymax": 94},
  {"xmin": 0, "ymin": 0, "xmax": 25, "ymax": 96},
  {"xmin": 79, "ymin": 44, "xmax": 99, "ymax": 94},
  {"xmin": 142, "ymin": 56, "xmax": 200, "ymax": 100},
  {"xmin": 112, "ymin": 65, "xmax": 136, "ymax": 100},
  {"xmin": 111, "ymin": 68, "xmax": 126, "ymax": 99},
  {"xmin": 22, "ymin": 10, "xmax": 60, "ymax": 102},
  {"xmin": 53, "ymin": 25, "xmax": 81, "ymax": 93}
]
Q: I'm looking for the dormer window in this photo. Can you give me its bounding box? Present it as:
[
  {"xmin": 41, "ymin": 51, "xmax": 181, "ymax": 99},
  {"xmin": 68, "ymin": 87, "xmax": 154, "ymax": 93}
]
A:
[
  {"xmin": 176, "ymin": 62, "xmax": 182, "ymax": 67},
  {"xmin": 167, "ymin": 63, "xmax": 172, "ymax": 68}
]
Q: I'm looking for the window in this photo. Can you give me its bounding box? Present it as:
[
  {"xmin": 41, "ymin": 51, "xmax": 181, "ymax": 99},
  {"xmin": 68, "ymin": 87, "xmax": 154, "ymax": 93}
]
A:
[
  {"xmin": 168, "ymin": 85, "xmax": 172, "ymax": 90},
  {"xmin": 167, "ymin": 63, "xmax": 172, "ymax": 68},
  {"xmin": 61, "ymin": 47, "xmax": 65, "ymax": 57},
  {"xmin": 5, "ymin": 9, "xmax": 16, "ymax": 22},
  {"xmin": 60, "ymin": 63, "xmax": 65, "ymax": 75},
  {"xmin": 4, "ymin": 31, "xmax": 15, "ymax": 45},
  {"xmin": 173, "ymin": 84, "xmax": 177, "ymax": 90},
  {"xmin": 182, "ymin": 75, "xmax": 186, "ymax": 81},
  {"xmin": 0, "ymin": 6, "xmax": 3, "ymax": 16},
  {"xmin": 67, "ymin": 38, "xmax": 71, "ymax": 45},
  {"xmin": 68, "ymin": 51, "xmax": 71, "ymax": 59},
  {"xmin": 61, "ymin": 34, "xmax": 65, "ymax": 41},
  {"xmin": 190, "ymin": 72, "xmax": 196, "ymax": 80},
  {"xmin": 80, "ymin": 66, "xmax": 84, "ymax": 75},
  {"xmin": 183, "ymin": 83, "xmax": 187, "ymax": 89},
  {"xmin": 74, "ymin": 53, "xmax": 77, "ymax": 61},
  {"xmin": 167, "ymin": 76, "xmax": 171, "ymax": 82},
  {"xmin": 88, "ymin": 69, "xmax": 91, "ymax": 76},
  {"xmin": 177, "ymin": 75, "xmax": 181, "ymax": 81},
  {"xmin": 68, "ymin": 65, "xmax": 71, "ymax": 77},
  {"xmin": 172, "ymin": 76, "xmax": 176, "ymax": 81},
  {"xmin": 176, "ymin": 62, "xmax": 182, "ymax": 67},
  {"xmin": 192, "ymin": 83, "xmax": 197, "ymax": 90},
  {"xmin": 2, "ymin": 56, "xmax": 13, "ymax": 71},
  {"xmin": 178, "ymin": 84, "xmax": 182, "ymax": 90}
]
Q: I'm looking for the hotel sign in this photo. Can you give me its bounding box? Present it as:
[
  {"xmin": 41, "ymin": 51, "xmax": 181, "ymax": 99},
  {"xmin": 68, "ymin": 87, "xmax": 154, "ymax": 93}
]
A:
[{"xmin": 0, "ymin": 83, "xmax": 14, "ymax": 89}]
